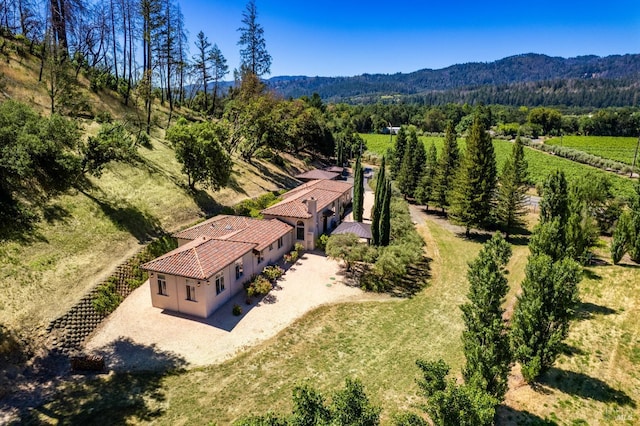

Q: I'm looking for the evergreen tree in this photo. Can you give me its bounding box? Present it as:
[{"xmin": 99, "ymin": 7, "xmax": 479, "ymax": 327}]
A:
[
  {"xmin": 461, "ymin": 233, "xmax": 512, "ymax": 401},
  {"xmin": 371, "ymin": 156, "xmax": 386, "ymax": 246},
  {"xmin": 496, "ymin": 136, "xmax": 529, "ymax": 239},
  {"xmin": 450, "ymin": 116, "xmax": 497, "ymax": 236},
  {"xmin": 510, "ymin": 255, "xmax": 581, "ymax": 382},
  {"xmin": 397, "ymin": 128, "xmax": 425, "ymax": 198},
  {"xmin": 380, "ymin": 180, "xmax": 392, "ymax": 246},
  {"xmin": 353, "ymin": 154, "xmax": 364, "ymax": 222},
  {"xmin": 415, "ymin": 143, "xmax": 438, "ymax": 209},
  {"xmin": 611, "ymin": 182, "xmax": 640, "ymax": 264},
  {"xmin": 192, "ymin": 31, "xmax": 212, "ymax": 112},
  {"xmin": 432, "ymin": 122, "xmax": 460, "ymax": 213},
  {"xmin": 390, "ymin": 126, "xmax": 407, "ymax": 178},
  {"xmin": 237, "ymin": 0, "xmax": 272, "ymax": 77},
  {"xmin": 530, "ymin": 170, "xmax": 570, "ymax": 261},
  {"xmin": 539, "ymin": 170, "xmax": 569, "ymax": 226}
]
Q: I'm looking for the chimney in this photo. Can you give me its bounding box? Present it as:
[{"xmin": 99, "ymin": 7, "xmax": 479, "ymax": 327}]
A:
[{"xmin": 306, "ymin": 197, "xmax": 317, "ymax": 216}]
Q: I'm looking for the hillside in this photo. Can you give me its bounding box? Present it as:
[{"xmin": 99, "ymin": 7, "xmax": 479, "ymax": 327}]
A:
[
  {"xmin": 267, "ymin": 53, "xmax": 640, "ymax": 106},
  {"xmin": 0, "ymin": 42, "xmax": 306, "ymax": 335}
]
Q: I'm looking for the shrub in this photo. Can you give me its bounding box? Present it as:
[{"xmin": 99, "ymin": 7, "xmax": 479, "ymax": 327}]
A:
[
  {"xmin": 289, "ymin": 250, "xmax": 299, "ymax": 263},
  {"xmin": 95, "ymin": 110, "xmax": 113, "ymax": 124},
  {"xmin": 294, "ymin": 242, "xmax": 305, "ymax": 254},
  {"xmin": 263, "ymin": 265, "xmax": 284, "ymax": 281},
  {"xmin": 252, "ymin": 274, "xmax": 272, "ymax": 295},
  {"xmin": 232, "ymin": 304, "xmax": 242, "ymax": 316},
  {"xmin": 92, "ymin": 278, "xmax": 123, "ymax": 315},
  {"xmin": 316, "ymin": 234, "xmax": 329, "ymax": 251}
]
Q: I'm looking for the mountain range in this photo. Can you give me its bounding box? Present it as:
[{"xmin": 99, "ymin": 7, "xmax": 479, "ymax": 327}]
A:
[{"xmin": 263, "ymin": 53, "xmax": 640, "ymax": 106}]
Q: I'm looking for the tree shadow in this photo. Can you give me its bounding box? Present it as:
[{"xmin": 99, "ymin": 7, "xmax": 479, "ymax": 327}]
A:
[
  {"xmin": 227, "ymin": 169, "xmax": 248, "ymax": 196},
  {"xmin": 251, "ymin": 160, "xmax": 301, "ymax": 189},
  {"xmin": 558, "ymin": 342, "xmax": 586, "ymax": 357},
  {"xmin": 80, "ymin": 190, "xmax": 162, "ymax": 243},
  {"xmin": 582, "ymin": 268, "xmax": 602, "ymax": 281},
  {"xmin": 575, "ymin": 301, "xmax": 617, "ymax": 321},
  {"xmin": 190, "ymin": 188, "xmax": 225, "ymax": 216},
  {"xmin": 540, "ymin": 367, "xmax": 635, "ymax": 407},
  {"xmin": 387, "ymin": 255, "xmax": 432, "ymax": 298},
  {"xmin": 16, "ymin": 339, "xmax": 187, "ymax": 425},
  {"xmin": 496, "ymin": 405, "xmax": 558, "ymax": 425}
]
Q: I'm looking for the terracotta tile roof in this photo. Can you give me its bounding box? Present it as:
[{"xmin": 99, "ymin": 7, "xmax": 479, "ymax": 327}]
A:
[
  {"xmin": 294, "ymin": 169, "xmax": 339, "ymax": 180},
  {"xmin": 142, "ymin": 236, "xmax": 255, "ymax": 280},
  {"xmin": 219, "ymin": 218, "xmax": 292, "ymax": 251},
  {"xmin": 280, "ymin": 179, "xmax": 352, "ymax": 200},
  {"xmin": 174, "ymin": 215, "xmax": 256, "ymax": 241},
  {"xmin": 262, "ymin": 180, "xmax": 353, "ymax": 219}
]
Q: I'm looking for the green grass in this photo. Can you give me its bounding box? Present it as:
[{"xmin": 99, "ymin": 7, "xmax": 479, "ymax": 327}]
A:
[
  {"xmin": 361, "ymin": 134, "xmax": 637, "ymax": 199},
  {"xmin": 546, "ymin": 136, "xmax": 639, "ymax": 165}
]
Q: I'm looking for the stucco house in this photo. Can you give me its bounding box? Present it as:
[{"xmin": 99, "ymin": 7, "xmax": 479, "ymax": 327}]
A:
[
  {"xmin": 142, "ymin": 216, "xmax": 293, "ymax": 318},
  {"xmin": 140, "ymin": 179, "xmax": 353, "ymax": 318},
  {"xmin": 261, "ymin": 179, "xmax": 353, "ymax": 250}
]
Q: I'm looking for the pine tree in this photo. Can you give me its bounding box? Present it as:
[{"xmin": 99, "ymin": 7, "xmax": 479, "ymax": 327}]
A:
[
  {"xmin": 415, "ymin": 143, "xmax": 438, "ymax": 209},
  {"xmin": 496, "ymin": 136, "xmax": 529, "ymax": 239},
  {"xmin": 450, "ymin": 116, "xmax": 497, "ymax": 236},
  {"xmin": 432, "ymin": 122, "xmax": 460, "ymax": 213},
  {"xmin": 380, "ymin": 180, "xmax": 392, "ymax": 246},
  {"xmin": 237, "ymin": 0, "xmax": 272, "ymax": 77},
  {"xmin": 530, "ymin": 170, "xmax": 570, "ymax": 261},
  {"xmin": 390, "ymin": 126, "xmax": 407, "ymax": 178},
  {"xmin": 461, "ymin": 233, "xmax": 512, "ymax": 401},
  {"xmin": 371, "ymin": 156, "xmax": 386, "ymax": 246},
  {"xmin": 510, "ymin": 255, "xmax": 581, "ymax": 382},
  {"xmin": 397, "ymin": 129, "xmax": 425, "ymax": 198},
  {"xmin": 353, "ymin": 154, "xmax": 364, "ymax": 222}
]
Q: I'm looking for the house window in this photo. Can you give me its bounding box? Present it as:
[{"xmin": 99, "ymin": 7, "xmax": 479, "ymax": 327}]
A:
[
  {"xmin": 235, "ymin": 259, "xmax": 244, "ymax": 279},
  {"xmin": 186, "ymin": 280, "xmax": 196, "ymax": 301},
  {"xmin": 257, "ymin": 250, "xmax": 265, "ymax": 264},
  {"xmin": 277, "ymin": 236, "xmax": 283, "ymax": 249},
  {"xmin": 296, "ymin": 221, "xmax": 305, "ymax": 240},
  {"xmin": 215, "ymin": 273, "xmax": 225, "ymax": 295},
  {"xmin": 269, "ymin": 243, "xmax": 273, "ymax": 251},
  {"xmin": 157, "ymin": 274, "xmax": 167, "ymax": 296}
]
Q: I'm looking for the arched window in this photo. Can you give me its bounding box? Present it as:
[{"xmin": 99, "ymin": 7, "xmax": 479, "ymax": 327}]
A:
[{"xmin": 296, "ymin": 220, "xmax": 305, "ymax": 240}]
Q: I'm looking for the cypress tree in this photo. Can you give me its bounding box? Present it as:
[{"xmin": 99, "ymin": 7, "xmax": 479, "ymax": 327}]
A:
[
  {"xmin": 371, "ymin": 156, "xmax": 386, "ymax": 246},
  {"xmin": 450, "ymin": 116, "xmax": 497, "ymax": 236},
  {"xmin": 610, "ymin": 182, "xmax": 640, "ymax": 263},
  {"xmin": 380, "ymin": 180, "xmax": 391, "ymax": 246},
  {"xmin": 510, "ymin": 255, "xmax": 581, "ymax": 382},
  {"xmin": 529, "ymin": 170, "xmax": 570, "ymax": 261},
  {"xmin": 496, "ymin": 136, "xmax": 529, "ymax": 239},
  {"xmin": 353, "ymin": 154, "xmax": 364, "ymax": 222},
  {"xmin": 461, "ymin": 233, "xmax": 512, "ymax": 401},
  {"xmin": 432, "ymin": 122, "xmax": 460, "ymax": 213}
]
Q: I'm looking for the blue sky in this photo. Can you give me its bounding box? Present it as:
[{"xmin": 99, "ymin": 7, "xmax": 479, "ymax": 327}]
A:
[{"xmin": 180, "ymin": 0, "xmax": 640, "ymax": 77}]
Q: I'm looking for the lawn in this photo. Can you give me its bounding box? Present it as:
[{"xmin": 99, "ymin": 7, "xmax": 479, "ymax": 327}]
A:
[
  {"xmin": 361, "ymin": 134, "xmax": 637, "ymax": 199},
  {"xmin": 25, "ymin": 211, "xmax": 640, "ymax": 425},
  {"xmin": 546, "ymin": 135, "xmax": 639, "ymax": 165}
]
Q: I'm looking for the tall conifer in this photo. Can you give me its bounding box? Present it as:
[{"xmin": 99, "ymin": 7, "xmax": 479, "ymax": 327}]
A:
[
  {"xmin": 496, "ymin": 136, "xmax": 529, "ymax": 239},
  {"xmin": 353, "ymin": 154, "xmax": 364, "ymax": 222},
  {"xmin": 432, "ymin": 122, "xmax": 460, "ymax": 213},
  {"xmin": 461, "ymin": 233, "xmax": 512, "ymax": 401},
  {"xmin": 380, "ymin": 180, "xmax": 391, "ymax": 246},
  {"xmin": 450, "ymin": 116, "xmax": 497, "ymax": 236},
  {"xmin": 371, "ymin": 156, "xmax": 386, "ymax": 245}
]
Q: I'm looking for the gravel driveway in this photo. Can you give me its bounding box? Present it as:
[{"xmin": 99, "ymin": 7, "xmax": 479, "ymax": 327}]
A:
[{"xmin": 85, "ymin": 253, "xmax": 369, "ymax": 371}]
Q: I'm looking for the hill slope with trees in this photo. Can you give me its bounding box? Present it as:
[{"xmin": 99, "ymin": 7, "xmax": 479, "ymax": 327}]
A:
[{"xmin": 267, "ymin": 53, "xmax": 640, "ymax": 106}]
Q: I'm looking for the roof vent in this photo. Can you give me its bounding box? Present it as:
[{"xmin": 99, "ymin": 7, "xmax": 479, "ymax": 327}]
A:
[{"xmin": 225, "ymin": 225, "xmax": 233, "ymax": 230}]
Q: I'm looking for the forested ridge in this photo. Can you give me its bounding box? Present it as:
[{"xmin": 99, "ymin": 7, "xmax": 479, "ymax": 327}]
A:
[{"xmin": 267, "ymin": 53, "xmax": 640, "ymax": 106}]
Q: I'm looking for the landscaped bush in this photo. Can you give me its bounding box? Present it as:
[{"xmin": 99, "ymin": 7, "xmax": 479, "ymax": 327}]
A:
[
  {"xmin": 294, "ymin": 242, "xmax": 304, "ymax": 254},
  {"xmin": 233, "ymin": 191, "xmax": 282, "ymax": 218},
  {"xmin": 92, "ymin": 277, "xmax": 123, "ymax": 315},
  {"xmin": 316, "ymin": 233, "xmax": 329, "ymax": 250},
  {"xmin": 262, "ymin": 265, "xmax": 284, "ymax": 281},
  {"xmin": 232, "ymin": 304, "xmax": 242, "ymax": 316},
  {"xmin": 252, "ymin": 274, "xmax": 272, "ymax": 295}
]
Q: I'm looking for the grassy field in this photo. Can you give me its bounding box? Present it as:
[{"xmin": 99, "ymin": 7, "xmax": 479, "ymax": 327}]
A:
[
  {"xmin": 26, "ymin": 213, "xmax": 640, "ymax": 425},
  {"xmin": 546, "ymin": 136, "xmax": 639, "ymax": 165},
  {"xmin": 361, "ymin": 134, "xmax": 638, "ymax": 199}
]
